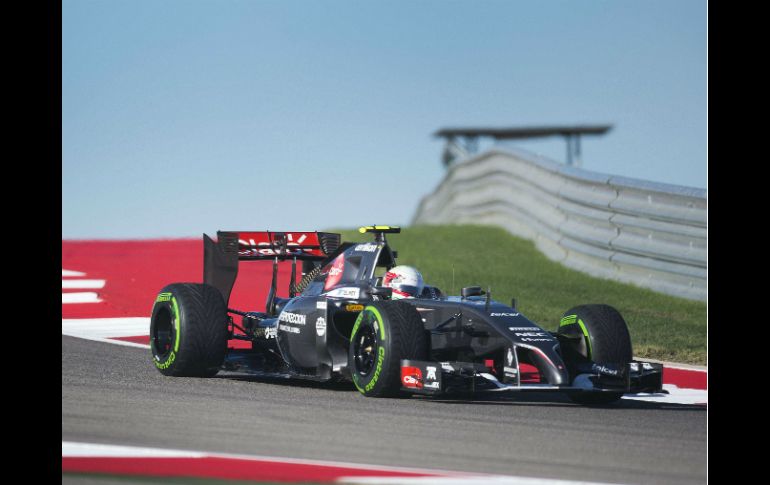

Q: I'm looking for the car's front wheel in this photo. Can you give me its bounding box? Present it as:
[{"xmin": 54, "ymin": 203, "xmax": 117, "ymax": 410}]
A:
[
  {"xmin": 558, "ymin": 304, "xmax": 633, "ymax": 405},
  {"xmin": 348, "ymin": 301, "xmax": 427, "ymax": 397}
]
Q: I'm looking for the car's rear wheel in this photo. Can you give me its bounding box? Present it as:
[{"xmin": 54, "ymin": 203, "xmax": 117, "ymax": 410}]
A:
[
  {"xmin": 150, "ymin": 283, "xmax": 229, "ymax": 377},
  {"xmin": 348, "ymin": 301, "xmax": 427, "ymax": 397},
  {"xmin": 558, "ymin": 304, "xmax": 632, "ymax": 405}
]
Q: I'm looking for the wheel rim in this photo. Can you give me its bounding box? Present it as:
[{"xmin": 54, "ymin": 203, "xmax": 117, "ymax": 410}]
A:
[
  {"xmin": 353, "ymin": 313, "xmax": 378, "ymax": 377},
  {"xmin": 152, "ymin": 307, "xmax": 175, "ymax": 360}
]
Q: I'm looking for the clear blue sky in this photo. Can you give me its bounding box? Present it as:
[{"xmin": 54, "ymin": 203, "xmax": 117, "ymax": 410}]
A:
[{"xmin": 62, "ymin": 0, "xmax": 707, "ymax": 239}]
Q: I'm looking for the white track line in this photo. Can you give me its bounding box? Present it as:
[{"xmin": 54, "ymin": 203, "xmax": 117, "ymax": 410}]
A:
[
  {"xmin": 62, "ymin": 269, "xmax": 87, "ymax": 277},
  {"xmin": 67, "ymin": 335, "xmax": 150, "ymax": 349},
  {"xmin": 341, "ymin": 478, "xmax": 625, "ymax": 485},
  {"xmin": 62, "ymin": 317, "xmax": 149, "ymax": 337},
  {"xmin": 62, "ymin": 292, "xmax": 102, "ymax": 304},
  {"xmin": 62, "ymin": 318, "xmax": 151, "ymax": 349},
  {"xmin": 62, "ymin": 279, "xmax": 106, "ymax": 289},
  {"xmin": 622, "ymin": 384, "xmax": 706, "ymax": 405},
  {"xmin": 63, "ymin": 441, "xmax": 204, "ymax": 458}
]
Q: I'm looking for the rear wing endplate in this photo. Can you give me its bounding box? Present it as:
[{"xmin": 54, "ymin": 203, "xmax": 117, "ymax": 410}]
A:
[{"xmin": 203, "ymin": 231, "xmax": 341, "ymax": 304}]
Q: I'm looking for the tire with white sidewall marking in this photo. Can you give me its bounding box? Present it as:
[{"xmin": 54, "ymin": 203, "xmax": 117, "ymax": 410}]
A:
[{"xmin": 150, "ymin": 283, "xmax": 229, "ymax": 377}]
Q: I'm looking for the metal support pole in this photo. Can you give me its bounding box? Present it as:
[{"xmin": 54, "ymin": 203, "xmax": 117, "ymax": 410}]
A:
[{"xmin": 574, "ymin": 134, "xmax": 582, "ymax": 167}]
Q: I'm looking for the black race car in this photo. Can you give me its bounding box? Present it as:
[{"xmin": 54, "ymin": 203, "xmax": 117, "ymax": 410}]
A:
[{"xmin": 149, "ymin": 226, "xmax": 663, "ymax": 404}]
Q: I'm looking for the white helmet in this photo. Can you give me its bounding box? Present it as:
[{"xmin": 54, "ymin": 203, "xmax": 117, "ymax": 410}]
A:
[{"xmin": 383, "ymin": 265, "xmax": 425, "ymax": 299}]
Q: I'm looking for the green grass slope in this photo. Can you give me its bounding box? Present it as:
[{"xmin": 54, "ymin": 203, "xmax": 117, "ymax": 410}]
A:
[{"xmin": 333, "ymin": 224, "xmax": 707, "ymax": 365}]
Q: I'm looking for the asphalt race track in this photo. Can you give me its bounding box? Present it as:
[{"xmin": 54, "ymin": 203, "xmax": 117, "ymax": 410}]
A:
[
  {"xmin": 62, "ymin": 335, "xmax": 706, "ymax": 485},
  {"xmin": 62, "ymin": 240, "xmax": 706, "ymax": 484}
]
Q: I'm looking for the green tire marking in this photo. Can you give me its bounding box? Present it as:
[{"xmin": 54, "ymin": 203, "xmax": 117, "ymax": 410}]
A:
[
  {"xmin": 172, "ymin": 296, "xmax": 181, "ymax": 352},
  {"xmin": 577, "ymin": 318, "xmax": 593, "ymax": 360},
  {"xmin": 368, "ymin": 306, "xmax": 386, "ymax": 340},
  {"xmin": 560, "ymin": 314, "xmax": 577, "ymax": 326},
  {"xmin": 154, "ymin": 351, "xmax": 176, "ymax": 369},
  {"xmin": 365, "ymin": 347, "xmax": 386, "ymax": 392},
  {"xmin": 350, "ymin": 305, "xmax": 387, "ymax": 394},
  {"xmin": 352, "ymin": 374, "xmax": 364, "ymax": 393},
  {"xmin": 560, "ymin": 314, "xmax": 592, "ymax": 360},
  {"xmin": 350, "ymin": 306, "xmax": 386, "ymax": 341}
]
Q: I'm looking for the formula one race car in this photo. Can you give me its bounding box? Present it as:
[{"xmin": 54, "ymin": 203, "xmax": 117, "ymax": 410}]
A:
[{"xmin": 149, "ymin": 226, "xmax": 663, "ymax": 404}]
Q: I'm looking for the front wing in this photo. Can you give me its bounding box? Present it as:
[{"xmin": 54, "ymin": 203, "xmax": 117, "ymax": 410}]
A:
[{"xmin": 400, "ymin": 359, "xmax": 664, "ymax": 396}]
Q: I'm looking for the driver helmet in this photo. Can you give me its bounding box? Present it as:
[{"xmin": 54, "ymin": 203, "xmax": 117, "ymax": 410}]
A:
[{"xmin": 383, "ymin": 265, "xmax": 425, "ymax": 299}]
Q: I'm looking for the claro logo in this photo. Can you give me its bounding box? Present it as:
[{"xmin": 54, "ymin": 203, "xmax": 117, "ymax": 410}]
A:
[{"xmin": 324, "ymin": 255, "xmax": 345, "ymax": 290}]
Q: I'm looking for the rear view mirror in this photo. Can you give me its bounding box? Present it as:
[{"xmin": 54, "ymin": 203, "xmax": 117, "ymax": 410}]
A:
[
  {"xmin": 370, "ymin": 286, "xmax": 393, "ymax": 298},
  {"xmin": 461, "ymin": 286, "xmax": 484, "ymax": 298}
]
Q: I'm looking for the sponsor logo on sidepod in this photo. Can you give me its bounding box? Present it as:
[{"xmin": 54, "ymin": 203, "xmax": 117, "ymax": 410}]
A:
[{"xmin": 279, "ymin": 312, "xmax": 306, "ymax": 325}]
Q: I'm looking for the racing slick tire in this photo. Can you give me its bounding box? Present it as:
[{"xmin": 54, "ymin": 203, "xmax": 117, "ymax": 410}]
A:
[
  {"xmin": 348, "ymin": 301, "xmax": 427, "ymax": 397},
  {"xmin": 558, "ymin": 304, "xmax": 632, "ymax": 405},
  {"xmin": 150, "ymin": 283, "xmax": 229, "ymax": 377}
]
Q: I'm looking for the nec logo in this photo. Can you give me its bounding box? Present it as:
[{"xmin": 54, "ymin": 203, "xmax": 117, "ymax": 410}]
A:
[{"xmin": 514, "ymin": 332, "xmax": 548, "ymax": 337}]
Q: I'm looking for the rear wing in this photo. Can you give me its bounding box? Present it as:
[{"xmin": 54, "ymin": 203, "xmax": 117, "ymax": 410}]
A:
[
  {"xmin": 230, "ymin": 231, "xmax": 341, "ymax": 260},
  {"xmin": 203, "ymin": 231, "xmax": 341, "ymax": 306}
]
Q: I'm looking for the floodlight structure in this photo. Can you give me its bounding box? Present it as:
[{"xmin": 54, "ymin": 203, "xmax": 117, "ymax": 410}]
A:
[{"xmin": 435, "ymin": 125, "xmax": 613, "ymax": 168}]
